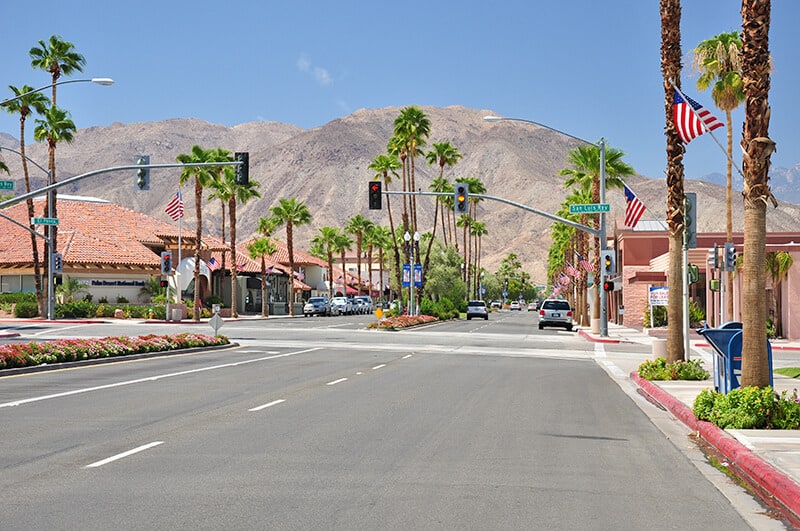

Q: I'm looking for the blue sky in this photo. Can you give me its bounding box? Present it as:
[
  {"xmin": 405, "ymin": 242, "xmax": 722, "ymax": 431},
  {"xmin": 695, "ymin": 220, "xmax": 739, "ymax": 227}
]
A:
[{"xmin": 2, "ymin": 1, "xmax": 798, "ymax": 182}]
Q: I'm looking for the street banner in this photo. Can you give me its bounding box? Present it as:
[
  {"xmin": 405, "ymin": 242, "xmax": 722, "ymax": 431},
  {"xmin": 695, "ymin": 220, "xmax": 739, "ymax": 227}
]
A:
[{"xmin": 402, "ymin": 264, "xmax": 410, "ymax": 287}]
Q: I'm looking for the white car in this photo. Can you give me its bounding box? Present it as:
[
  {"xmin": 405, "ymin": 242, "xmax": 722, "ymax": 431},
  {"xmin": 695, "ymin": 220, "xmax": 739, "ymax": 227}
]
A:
[
  {"xmin": 330, "ymin": 296, "xmax": 352, "ymax": 315},
  {"xmin": 354, "ymin": 295, "xmax": 373, "ymax": 313}
]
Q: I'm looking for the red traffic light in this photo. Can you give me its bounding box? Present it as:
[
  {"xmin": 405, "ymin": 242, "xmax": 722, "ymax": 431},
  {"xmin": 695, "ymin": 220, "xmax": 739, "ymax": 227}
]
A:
[
  {"xmin": 160, "ymin": 280, "xmax": 168, "ymax": 288},
  {"xmin": 368, "ymin": 181, "xmax": 382, "ymax": 210},
  {"xmin": 603, "ymin": 281, "xmax": 615, "ymax": 292}
]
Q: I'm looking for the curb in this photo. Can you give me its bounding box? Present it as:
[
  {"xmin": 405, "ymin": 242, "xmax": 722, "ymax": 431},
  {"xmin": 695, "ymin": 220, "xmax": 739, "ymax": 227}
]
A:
[
  {"xmin": 631, "ymin": 372, "xmax": 800, "ymax": 525},
  {"xmin": 578, "ymin": 329, "xmax": 621, "ymax": 344}
]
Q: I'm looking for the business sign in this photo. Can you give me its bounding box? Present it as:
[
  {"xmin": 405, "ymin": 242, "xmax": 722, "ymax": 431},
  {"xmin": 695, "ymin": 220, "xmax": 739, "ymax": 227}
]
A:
[{"xmin": 649, "ymin": 286, "xmax": 669, "ymax": 306}]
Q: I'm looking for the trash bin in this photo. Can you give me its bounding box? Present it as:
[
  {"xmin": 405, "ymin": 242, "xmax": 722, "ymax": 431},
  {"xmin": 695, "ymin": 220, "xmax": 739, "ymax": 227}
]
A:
[{"xmin": 696, "ymin": 322, "xmax": 773, "ymax": 393}]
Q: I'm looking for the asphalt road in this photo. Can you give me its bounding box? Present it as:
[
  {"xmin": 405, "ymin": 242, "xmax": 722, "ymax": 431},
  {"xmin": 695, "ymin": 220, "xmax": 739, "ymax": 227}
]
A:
[{"xmin": 0, "ymin": 312, "xmax": 781, "ymax": 529}]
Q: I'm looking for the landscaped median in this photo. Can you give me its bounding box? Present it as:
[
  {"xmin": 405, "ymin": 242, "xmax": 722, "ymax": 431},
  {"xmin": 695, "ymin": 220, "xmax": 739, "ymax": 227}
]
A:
[
  {"xmin": 0, "ymin": 333, "xmax": 229, "ymax": 370},
  {"xmin": 367, "ymin": 314, "xmax": 437, "ymax": 330}
]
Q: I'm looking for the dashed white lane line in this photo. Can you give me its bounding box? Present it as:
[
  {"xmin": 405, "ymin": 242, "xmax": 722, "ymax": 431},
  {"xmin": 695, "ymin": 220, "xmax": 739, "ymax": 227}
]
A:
[
  {"xmin": 402, "ymin": 354, "xmax": 413, "ymax": 359},
  {"xmin": 249, "ymin": 399, "xmax": 286, "ymax": 412},
  {"xmin": 372, "ymin": 364, "xmax": 386, "ymax": 370},
  {"xmin": 86, "ymin": 441, "xmax": 164, "ymax": 468},
  {"xmin": 326, "ymin": 378, "xmax": 348, "ymax": 386}
]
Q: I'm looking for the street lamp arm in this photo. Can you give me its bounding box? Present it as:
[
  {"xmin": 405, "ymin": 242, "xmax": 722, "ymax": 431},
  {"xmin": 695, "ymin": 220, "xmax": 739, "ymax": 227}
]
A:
[
  {"xmin": 0, "ymin": 146, "xmax": 50, "ymax": 177},
  {"xmin": 1, "ymin": 77, "xmax": 114, "ymax": 106},
  {"xmin": 483, "ymin": 115, "xmax": 600, "ymax": 148}
]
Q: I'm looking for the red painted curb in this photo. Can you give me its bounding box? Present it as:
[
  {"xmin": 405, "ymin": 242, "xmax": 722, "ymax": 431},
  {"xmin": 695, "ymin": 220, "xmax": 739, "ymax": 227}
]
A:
[
  {"xmin": 631, "ymin": 372, "xmax": 800, "ymax": 524},
  {"xmin": 578, "ymin": 329, "xmax": 620, "ymax": 343}
]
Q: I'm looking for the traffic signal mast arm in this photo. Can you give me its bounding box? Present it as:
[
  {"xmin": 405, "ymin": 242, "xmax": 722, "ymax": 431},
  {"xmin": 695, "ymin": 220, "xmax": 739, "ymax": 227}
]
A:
[{"xmin": 382, "ymin": 190, "xmax": 601, "ymax": 237}]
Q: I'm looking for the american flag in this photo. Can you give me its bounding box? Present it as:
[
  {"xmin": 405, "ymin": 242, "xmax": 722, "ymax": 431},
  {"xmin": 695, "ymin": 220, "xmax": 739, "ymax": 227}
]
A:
[
  {"xmin": 266, "ymin": 265, "xmax": 274, "ymax": 274},
  {"xmin": 623, "ymin": 183, "xmax": 646, "ymax": 229},
  {"xmin": 576, "ymin": 252, "xmax": 594, "ymax": 273},
  {"xmin": 165, "ymin": 191, "xmax": 184, "ymax": 221},
  {"xmin": 207, "ymin": 257, "xmax": 220, "ymax": 271},
  {"xmin": 566, "ymin": 262, "xmax": 579, "ymax": 277},
  {"xmin": 559, "ymin": 273, "xmax": 571, "ymax": 286},
  {"xmin": 673, "ymin": 90, "xmax": 724, "ymax": 144}
]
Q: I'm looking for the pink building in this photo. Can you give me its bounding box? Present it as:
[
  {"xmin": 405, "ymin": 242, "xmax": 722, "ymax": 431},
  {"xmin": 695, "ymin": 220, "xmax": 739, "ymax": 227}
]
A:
[{"xmin": 610, "ymin": 222, "xmax": 800, "ymax": 340}]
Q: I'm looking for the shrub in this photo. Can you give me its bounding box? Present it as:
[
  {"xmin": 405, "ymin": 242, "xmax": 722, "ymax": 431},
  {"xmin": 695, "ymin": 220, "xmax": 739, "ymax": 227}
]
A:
[
  {"xmin": 0, "ymin": 292, "xmax": 37, "ymax": 304},
  {"xmin": 643, "ymin": 305, "xmax": 667, "ymax": 327},
  {"xmin": 116, "ymin": 296, "xmax": 129, "ymax": 304},
  {"xmin": 693, "ymin": 386, "xmax": 800, "ymax": 430},
  {"xmin": 14, "ymin": 301, "xmax": 39, "ymax": 318},
  {"xmin": 638, "ymin": 357, "xmax": 709, "ymax": 381}
]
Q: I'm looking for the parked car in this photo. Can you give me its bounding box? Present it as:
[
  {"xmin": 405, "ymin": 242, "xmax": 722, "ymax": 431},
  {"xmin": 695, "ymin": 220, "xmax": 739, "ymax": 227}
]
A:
[
  {"xmin": 527, "ymin": 302, "xmax": 538, "ymax": 311},
  {"xmin": 490, "ymin": 300, "xmax": 502, "ymax": 310},
  {"xmin": 303, "ymin": 297, "xmax": 330, "ymax": 317},
  {"xmin": 330, "ymin": 296, "xmax": 352, "ymax": 315},
  {"xmin": 510, "ymin": 301, "xmax": 521, "ymax": 311},
  {"xmin": 354, "ymin": 295, "xmax": 373, "ymax": 314},
  {"xmin": 538, "ymin": 299, "xmax": 573, "ymax": 331},
  {"xmin": 466, "ymin": 299, "xmax": 489, "ymax": 320}
]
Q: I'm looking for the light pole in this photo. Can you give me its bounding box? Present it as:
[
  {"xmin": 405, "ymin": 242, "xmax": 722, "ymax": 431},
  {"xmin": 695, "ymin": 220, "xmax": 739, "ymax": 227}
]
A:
[
  {"xmin": 484, "ymin": 115, "xmax": 609, "ymax": 337},
  {"xmin": 0, "ymin": 78, "xmax": 114, "ymax": 106},
  {"xmin": 403, "ymin": 231, "xmax": 412, "ymax": 315}
]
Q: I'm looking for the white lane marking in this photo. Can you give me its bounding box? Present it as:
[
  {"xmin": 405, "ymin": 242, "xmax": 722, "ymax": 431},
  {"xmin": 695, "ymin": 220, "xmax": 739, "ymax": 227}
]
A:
[
  {"xmin": 601, "ymin": 359, "xmax": 626, "ymax": 378},
  {"xmin": 402, "ymin": 354, "xmax": 413, "ymax": 359},
  {"xmin": 0, "ymin": 348, "xmax": 320, "ymax": 409},
  {"xmin": 326, "ymin": 378, "xmax": 348, "ymax": 386},
  {"xmin": 249, "ymin": 399, "xmax": 286, "ymax": 412},
  {"xmin": 86, "ymin": 441, "xmax": 164, "ymax": 468},
  {"xmin": 372, "ymin": 364, "xmax": 386, "ymax": 370}
]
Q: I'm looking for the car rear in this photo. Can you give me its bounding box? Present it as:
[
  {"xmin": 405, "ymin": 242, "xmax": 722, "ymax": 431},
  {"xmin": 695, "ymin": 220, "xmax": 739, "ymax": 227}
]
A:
[
  {"xmin": 538, "ymin": 299, "xmax": 573, "ymax": 331},
  {"xmin": 466, "ymin": 300, "xmax": 488, "ymax": 320}
]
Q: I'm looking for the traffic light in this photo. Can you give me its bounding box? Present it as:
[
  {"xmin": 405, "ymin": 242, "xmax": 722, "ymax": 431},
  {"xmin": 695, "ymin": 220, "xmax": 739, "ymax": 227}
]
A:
[
  {"xmin": 160, "ymin": 251, "xmax": 173, "ymax": 275},
  {"xmin": 688, "ymin": 264, "xmax": 699, "ymax": 284},
  {"xmin": 454, "ymin": 183, "xmax": 469, "ymax": 214},
  {"xmin": 684, "ymin": 192, "xmax": 697, "ymax": 249},
  {"xmin": 724, "ymin": 242, "xmax": 736, "ymax": 272},
  {"xmin": 601, "ymin": 249, "xmax": 616, "ymax": 277},
  {"xmin": 234, "ymin": 152, "xmax": 249, "ymax": 185},
  {"xmin": 135, "ymin": 155, "xmax": 150, "ymax": 190},
  {"xmin": 709, "ymin": 242, "xmax": 720, "ymax": 269},
  {"xmin": 53, "ymin": 252, "xmax": 63, "ymax": 274},
  {"xmin": 160, "ymin": 279, "xmax": 168, "ymax": 288},
  {"xmin": 603, "ymin": 280, "xmax": 615, "ymax": 292},
  {"xmin": 368, "ymin": 181, "xmax": 382, "ymax": 210}
]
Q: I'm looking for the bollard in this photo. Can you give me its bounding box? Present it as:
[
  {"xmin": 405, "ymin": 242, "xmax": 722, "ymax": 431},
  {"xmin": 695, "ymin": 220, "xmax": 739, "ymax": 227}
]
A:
[{"xmin": 652, "ymin": 338, "xmax": 667, "ymax": 359}]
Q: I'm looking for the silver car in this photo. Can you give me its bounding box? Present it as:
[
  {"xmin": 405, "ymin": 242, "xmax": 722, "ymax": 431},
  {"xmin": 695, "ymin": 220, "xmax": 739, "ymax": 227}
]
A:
[
  {"xmin": 538, "ymin": 299, "xmax": 573, "ymax": 331},
  {"xmin": 466, "ymin": 300, "xmax": 488, "ymax": 320}
]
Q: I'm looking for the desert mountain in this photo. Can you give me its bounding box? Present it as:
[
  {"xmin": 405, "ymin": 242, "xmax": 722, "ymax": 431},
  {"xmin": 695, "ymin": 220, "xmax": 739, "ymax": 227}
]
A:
[{"xmin": 3, "ymin": 106, "xmax": 800, "ymax": 279}]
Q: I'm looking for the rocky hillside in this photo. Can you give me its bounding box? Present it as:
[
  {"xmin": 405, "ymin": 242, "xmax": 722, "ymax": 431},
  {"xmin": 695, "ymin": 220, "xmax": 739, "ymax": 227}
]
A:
[{"xmin": 2, "ymin": 106, "xmax": 800, "ymax": 277}]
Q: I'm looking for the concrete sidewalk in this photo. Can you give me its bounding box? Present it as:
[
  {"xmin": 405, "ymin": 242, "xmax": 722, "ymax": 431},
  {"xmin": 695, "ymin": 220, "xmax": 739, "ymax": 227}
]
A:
[{"xmin": 581, "ymin": 322, "xmax": 800, "ymax": 526}]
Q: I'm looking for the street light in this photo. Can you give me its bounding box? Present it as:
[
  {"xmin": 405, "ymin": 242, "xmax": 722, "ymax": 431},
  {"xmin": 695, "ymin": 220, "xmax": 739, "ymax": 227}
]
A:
[
  {"xmin": 483, "ymin": 115, "xmax": 609, "ymax": 337},
  {"xmin": 0, "ymin": 78, "xmax": 114, "ymax": 106}
]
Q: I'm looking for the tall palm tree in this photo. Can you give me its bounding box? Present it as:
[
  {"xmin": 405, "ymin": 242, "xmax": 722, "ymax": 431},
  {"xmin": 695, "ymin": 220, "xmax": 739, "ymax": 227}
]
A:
[
  {"xmin": 177, "ymin": 145, "xmax": 218, "ymax": 321},
  {"xmin": 312, "ymin": 226, "xmax": 345, "ymax": 300},
  {"xmin": 269, "ymin": 197, "xmax": 312, "ymax": 316},
  {"xmin": 470, "ymin": 221, "xmax": 488, "ymax": 298},
  {"xmin": 692, "ymin": 31, "xmax": 746, "ymax": 321},
  {"xmin": 369, "ymin": 154, "xmax": 403, "ymax": 298},
  {"xmin": 765, "ymin": 251, "xmax": 793, "ymax": 338},
  {"xmin": 2, "ymin": 85, "xmax": 49, "ymax": 314},
  {"xmin": 333, "ymin": 231, "xmax": 354, "ymax": 296},
  {"xmin": 660, "ymin": 0, "xmax": 687, "ymax": 363},
  {"xmin": 362, "ymin": 223, "xmax": 381, "ymax": 299},
  {"xmin": 345, "ymin": 214, "xmax": 374, "ymax": 295},
  {"xmin": 740, "ymin": 0, "xmax": 776, "ymax": 387},
  {"xmin": 225, "ymin": 165, "xmax": 261, "ymax": 318},
  {"xmin": 370, "ymin": 225, "xmax": 393, "ymax": 304},
  {"xmin": 425, "ymin": 141, "xmax": 462, "ymax": 245},
  {"xmin": 392, "ymin": 106, "xmax": 431, "ymax": 232},
  {"xmin": 33, "ymin": 105, "xmax": 75, "ymax": 295},
  {"xmin": 246, "ymin": 237, "xmax": 277, "ymax": 317}
]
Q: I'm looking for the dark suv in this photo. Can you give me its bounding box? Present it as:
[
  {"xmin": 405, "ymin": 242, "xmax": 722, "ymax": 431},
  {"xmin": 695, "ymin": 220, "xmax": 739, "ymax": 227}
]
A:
[{"xmin": 538, "ymin": 299, "xmax": 573, "ymax": 331}]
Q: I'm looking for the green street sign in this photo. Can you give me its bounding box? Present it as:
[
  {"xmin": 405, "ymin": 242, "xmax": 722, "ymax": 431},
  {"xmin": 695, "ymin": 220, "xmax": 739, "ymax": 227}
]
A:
[
  {"xmin": 0, "ymin": 180, "xmax": 14, "ymax": 190},
  {"xmin": 31, "ymin": 217, "xmax": 59, "ymax": 226},
  {"xmin": 569, "ymin": 203, "xmax": 610, "ymax": 214}
]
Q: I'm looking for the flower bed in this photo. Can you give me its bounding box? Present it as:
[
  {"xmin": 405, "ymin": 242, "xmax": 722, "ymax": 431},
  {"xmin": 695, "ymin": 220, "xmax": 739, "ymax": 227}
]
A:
[
  {"xmin": 0, "ymin": 333, "xmax": 229, "ymax": 370},
  {"xmin": 367, "ymin": 314, "xmax": 437, "ymax": 330}
]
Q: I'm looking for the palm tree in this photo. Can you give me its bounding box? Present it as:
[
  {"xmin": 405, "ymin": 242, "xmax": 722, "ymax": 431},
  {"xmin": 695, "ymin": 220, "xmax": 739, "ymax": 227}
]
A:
[
  {"xmin": 269, "ymin": 197, "xmax": 312, "ymax": 316},
  {"xmin": 370, "ymin": 225, "xmax": 393, "ymax": 304},
  {"xmin": 765, "ymin": 251, "xmax": 793, "ymax": 338},
  {"xmin": 368, "ymin": 154, "xmax": 403, "ymax": 298},
  {"xmin": 346, "ymin": 214, "xmax": 374, "ymax": 295},
  {"xmin": 660, "ymin": 0, "xmax": 688, "ymax": 363},
  {"xmin": 470, "ymin": 221, "xmax": 488, "ymax": 298},
  {"xmin": 692, "ymin": 31, "xmax": 746, "ymax": 321},
  {"xmin": 559, "ymin": 144, "xmax": 634, "ymax": 325},
  {"xmin": 2, "ymin": 85, "xmax": 49, "ymax": 314},
  {"xmin": 311, "ymin": 227, "xmax": 345, "ymax": 299},
  {"xmin": 740, "ymin": 0, "xmax": 776, "ymax": 387},
  {"xmin": 425, "ymin": 141, "xmax": 462, "ymax": 244},
  {"xmin": 362, "ymin": 223, "xmax": 381, "ymax": 299},
  {"xmin": 392, "ymin": 106, "xmax": 431, "ymax": 231},
  {"xmin": 177, "ymin": 145, "xmax": 218, "ymax": 321},
  {"xmin": 333, "ymin": 231, "xmax": 354, "ymax": 297},
  {"xmin": 247, "ymin": 237, "xmax": 278, "ymax": 317}
]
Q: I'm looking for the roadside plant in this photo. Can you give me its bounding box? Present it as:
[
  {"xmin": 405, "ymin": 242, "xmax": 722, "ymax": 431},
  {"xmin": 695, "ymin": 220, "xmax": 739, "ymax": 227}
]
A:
[
  {"xmin": 638, "ymin": 357, "xmax": 709, "ymax": 381},
  {"xmin": 693, "ymin": 386, "xmax": 800, "ymax": 430}
]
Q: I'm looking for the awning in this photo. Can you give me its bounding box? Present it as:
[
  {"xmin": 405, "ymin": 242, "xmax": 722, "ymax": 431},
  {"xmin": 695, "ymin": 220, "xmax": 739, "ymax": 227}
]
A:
[{"xmin": 629, "ymin": 271, "xmax": 667, "ymax": 284}]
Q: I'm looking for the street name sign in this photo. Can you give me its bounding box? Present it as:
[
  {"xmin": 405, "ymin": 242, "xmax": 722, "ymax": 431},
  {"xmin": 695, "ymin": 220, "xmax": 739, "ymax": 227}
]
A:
[
  {"xmin": 0, "ymin": 180, "xmax": 14, "ymax": 190},
  {"xmin": 569, "ymin": 203, "xmax": 610, "ymax": 214},
  {"xmin": 31, "ymin": 217, "xmax": 59, "ymax": 226}
]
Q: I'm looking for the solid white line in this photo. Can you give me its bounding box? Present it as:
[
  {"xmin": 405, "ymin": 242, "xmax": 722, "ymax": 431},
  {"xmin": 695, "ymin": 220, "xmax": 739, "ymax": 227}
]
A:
[
  {"xmin": 372, "ymin": 364, "xmax": 386, "ymax": 370},
  {"xmin": 326, "ymin": 378, "xmax": 348, "ymax": 386},
  {"xmin": 86, "ymin": 441, "xmax": 164, "ymax": 468},
  {"xmin": 0, "ymin": 348, "xmax": 320, "ymax": 409},
  {"xmin": 249, "ymin": 399, "xmax": 286, "ymax": 412}
]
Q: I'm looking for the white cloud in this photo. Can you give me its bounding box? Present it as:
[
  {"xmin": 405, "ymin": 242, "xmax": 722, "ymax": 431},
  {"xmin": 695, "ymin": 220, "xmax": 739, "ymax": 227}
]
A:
[{"xmin": 297, "ymin": 54, "xmax": 332, "ymax": 86}]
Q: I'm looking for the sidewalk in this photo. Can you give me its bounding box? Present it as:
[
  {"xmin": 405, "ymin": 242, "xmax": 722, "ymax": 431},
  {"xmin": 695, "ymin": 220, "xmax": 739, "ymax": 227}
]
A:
[{"xmin": 580, "ymin": 322, "xmax": 800, "ymax": 526}]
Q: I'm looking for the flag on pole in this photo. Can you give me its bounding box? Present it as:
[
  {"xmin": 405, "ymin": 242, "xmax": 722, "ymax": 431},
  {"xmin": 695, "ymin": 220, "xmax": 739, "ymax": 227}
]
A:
[
  {"xmin": 207, "ymin": 257, "xmax": 220, "ymax": 271},
  {"xmin": 673, "ymin": 90, "xmax": 724, "ymax": 144},
  {"xmin": 623, "ymin": 183, "xmax": 646, "ymax": 229},
  {"xmin": 576, "ymin": 252, "xmax": 594, "ymax": 273},
  {"xmin": 165, "ymin": 191, "xmax": 184, "ymax": 221},
  {"xmin": 559, "ymin": 273, "xmax": 571, "ymax": 286},
  {"xmin": 566, "ymin": 262, "xmax": 579, "ymax": 277}
]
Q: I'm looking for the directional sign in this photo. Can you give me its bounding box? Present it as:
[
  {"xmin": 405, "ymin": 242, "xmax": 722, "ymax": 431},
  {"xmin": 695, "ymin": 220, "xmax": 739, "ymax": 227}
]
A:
[
  {"xmin": 0, "ymin": 180, "xmax": 14, "ymax": 190},
  {"xmin": 569, "ymin": 203, "xmax": 610, "ymax": 214},
  {"xmin": 31, "ymin": 217, "xmax": 59, "ymax": 226}
]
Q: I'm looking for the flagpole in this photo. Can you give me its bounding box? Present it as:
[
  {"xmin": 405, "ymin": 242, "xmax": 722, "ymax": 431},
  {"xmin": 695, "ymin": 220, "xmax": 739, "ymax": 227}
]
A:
[{"xmin": 670, "ymin": 79, "xmax": 745, "ymax": 181}]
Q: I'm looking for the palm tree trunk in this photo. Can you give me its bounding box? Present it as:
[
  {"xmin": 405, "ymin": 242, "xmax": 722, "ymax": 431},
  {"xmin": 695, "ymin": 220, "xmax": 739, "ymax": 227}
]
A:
[
  {"xmin": 287, "ymin": 223, "xmax": 295, "ymax": 316},
  {"xmin": 193, "ymin": 178, "xmax": 203, "ymax": 321}
]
